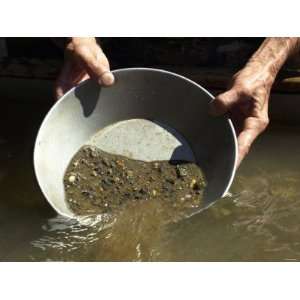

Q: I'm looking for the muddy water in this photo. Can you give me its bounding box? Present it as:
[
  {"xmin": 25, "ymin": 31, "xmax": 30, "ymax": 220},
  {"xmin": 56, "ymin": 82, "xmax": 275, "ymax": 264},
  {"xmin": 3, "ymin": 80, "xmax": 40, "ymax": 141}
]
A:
[{"xmin": 1, "ymin": 101, "xmax": 300, "ymax": 261}]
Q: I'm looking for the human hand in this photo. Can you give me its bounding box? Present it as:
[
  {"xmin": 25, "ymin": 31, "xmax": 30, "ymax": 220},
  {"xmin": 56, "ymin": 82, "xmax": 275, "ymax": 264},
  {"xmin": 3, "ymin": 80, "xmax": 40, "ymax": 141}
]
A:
[
  {"xmin": 209, "ymin": 63, "xmax": 273, "ymax": 167},
  {"xmin": 55, "ymin": 37, "xmax": 114, "ymax": 100}
]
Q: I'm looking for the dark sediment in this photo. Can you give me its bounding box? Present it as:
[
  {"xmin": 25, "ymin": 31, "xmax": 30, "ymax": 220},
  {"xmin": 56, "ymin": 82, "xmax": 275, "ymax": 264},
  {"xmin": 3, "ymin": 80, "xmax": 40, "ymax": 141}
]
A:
[{"xmin": 64, "ymin": 146, "xmax": 206, "ymax": 218}]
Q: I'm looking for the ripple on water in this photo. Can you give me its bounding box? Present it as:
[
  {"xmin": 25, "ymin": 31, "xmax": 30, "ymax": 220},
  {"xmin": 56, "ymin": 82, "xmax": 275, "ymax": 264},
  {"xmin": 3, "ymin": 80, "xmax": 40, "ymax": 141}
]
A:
[{"xmin": 30, "ymin": 168, "xmax": 300, "ymax": 261}]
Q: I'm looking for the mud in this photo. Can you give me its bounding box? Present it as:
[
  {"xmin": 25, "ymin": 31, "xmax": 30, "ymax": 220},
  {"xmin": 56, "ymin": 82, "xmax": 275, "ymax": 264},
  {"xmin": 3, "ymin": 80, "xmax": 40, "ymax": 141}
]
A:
[{"xmin": 64, "ymin": 146, "xmax": 206, "ymax": 218}]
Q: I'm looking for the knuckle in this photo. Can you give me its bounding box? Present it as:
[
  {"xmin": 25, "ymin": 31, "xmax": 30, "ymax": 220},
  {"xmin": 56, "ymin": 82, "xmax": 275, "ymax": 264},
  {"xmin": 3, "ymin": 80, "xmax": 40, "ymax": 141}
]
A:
[
  {"xmin": 231, "ymin": 78, "xmax": 254, "ymax": 96},
  {"xmin": 259, "ymin": 116, "xmax": 269, "ymax": 129},
  {"xmin": 217, "ymin": 90, "xmax": 234, "ymax": 104},
  {"xmin": 214, "ymin": 95, "xmax": 229, "ymax": 110},
  {"xmin": 235, "ymin": 85, "xmax": 253, "ymax": 99}
]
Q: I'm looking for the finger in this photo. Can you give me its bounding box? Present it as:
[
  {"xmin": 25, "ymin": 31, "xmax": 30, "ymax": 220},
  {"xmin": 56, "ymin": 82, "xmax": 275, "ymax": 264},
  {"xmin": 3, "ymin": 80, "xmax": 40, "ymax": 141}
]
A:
[
  {"xmin": 54, "ymin": 84, "xmax": 66, "ymax": 100},
  {"xmin": 99, "ymin": 70, "xmax": 115, "ymax": 86},
  {"xmin": 236, "ymin": 117, "xmax": 267, "ymax": 167},
  {"xmin": 54, "ymin": 74, "xmax": 89, "ymax": 100},
  {"xmin": 54, "ymin": 77, "xmax": 73, "ymax": 101},
  {"xmin": 74, "ymin": 44, "xmax": 115, "ymax": 87},
  {"xmin": 54, "ymin": 60, "xmax": 89, "ymax": 101},
  {"xmin": 236, "ymin": 128, "xmax": 259, "ymax": 167},
  {"xmin": 209, "ymin": 89, "xmax": 240, "ymax": 116}
]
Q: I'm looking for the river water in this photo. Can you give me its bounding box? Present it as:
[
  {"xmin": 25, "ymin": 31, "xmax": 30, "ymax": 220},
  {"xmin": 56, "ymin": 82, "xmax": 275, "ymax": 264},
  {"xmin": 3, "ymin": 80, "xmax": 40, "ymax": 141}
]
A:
[{"xmin": 1, "ymin": 100, "xmax": 300, "ymax": 261}]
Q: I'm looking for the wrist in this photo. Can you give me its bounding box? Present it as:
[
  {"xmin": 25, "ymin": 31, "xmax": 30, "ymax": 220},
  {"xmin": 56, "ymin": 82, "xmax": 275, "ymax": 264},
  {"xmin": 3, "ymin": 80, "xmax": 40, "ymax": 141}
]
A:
[
  {"xmin": 233, "ymin": 62, "xmax": 275, "ymax": 93},
  {"xmin": 243, "ymin": 38, "xmax": 300, "ymax": 85},
  {"xmin": 243, "ymin": 60, "xmax": 276, "ymax": 86}
]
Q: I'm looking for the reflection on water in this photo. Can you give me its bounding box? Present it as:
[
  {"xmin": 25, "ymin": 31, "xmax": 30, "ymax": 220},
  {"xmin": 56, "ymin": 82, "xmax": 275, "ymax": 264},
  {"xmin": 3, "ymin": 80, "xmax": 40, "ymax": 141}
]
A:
[{"xmin": 1, "ymin": 100, "xmax": 300, "ymax": 261}]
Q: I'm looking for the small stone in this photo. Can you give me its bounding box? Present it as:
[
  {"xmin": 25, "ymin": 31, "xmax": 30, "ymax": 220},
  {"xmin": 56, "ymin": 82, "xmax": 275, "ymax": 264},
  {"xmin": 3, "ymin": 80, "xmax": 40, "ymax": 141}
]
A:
[
  {"xmin": 139, "ymin": 188, "xmax": 147, "ymax": 194},
  {"xmin": 126, "ymin": 170, "xmax": 133, "ymax": 177},
  {"xmin": 176, "ymin": 165, "xmax": 188, "ymax": 178},
  {"xmin": 80, "ymin": 158, "xmax": 87, "ymax": 165},
  {"xmin": 90, "ymin": 152, "xmax": 97, "ymax": 158},
  {"xmin": 166, "ymin": 178, "xmax": 175, "ymax": 184},
  {"xmin": 149, "ymin": 175, "xmax": 156, "ymax": 181},
  {"xmin": 102, "ymin": 158, "xmax": 110, "ymax": 166},
  {"xmin": 81, "ymin": 190, "xmax": 92, "ymax": 197},
  {"xmin": 185, "ymin": 194, "xmax": 192, "ymax": 199},
  {"xmin": 68, "ymin": 175, "xmax": 76, "ymax": 183},
  {"xmin": 152, "ymin": 190, "xmax": 157, "ymax": 196},
  {"xmin": 83, "ymin": 146, "xmax": 90, "ymax": 152},
  {"xmin": 190, "ymin": 179, "xmax": 197, "ymax": 189},
  {"xmin": 92, "ymin": 171, "xmax": 98, "ymax": 177},
  {"xmin": 153, "ymin": 162, "xmax": 160, "ymax": 169},
  {"xmin": 78, "ymin": 174, "xmax": 86, "ymax": 180},
  {"xmin": 116, "ymin": 160, "xmax": 124, "ymax": 167}
]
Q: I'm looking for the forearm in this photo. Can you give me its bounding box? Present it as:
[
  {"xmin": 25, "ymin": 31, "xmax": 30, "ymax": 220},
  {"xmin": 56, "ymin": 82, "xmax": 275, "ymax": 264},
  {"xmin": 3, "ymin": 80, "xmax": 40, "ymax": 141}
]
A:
[
  {"xmin": 212, "ymin": 38, "xmax": 300, "ymax": 166},
  {"xmin": 244, "ymin": 37, "xmax": 300, "ymax": 82}
]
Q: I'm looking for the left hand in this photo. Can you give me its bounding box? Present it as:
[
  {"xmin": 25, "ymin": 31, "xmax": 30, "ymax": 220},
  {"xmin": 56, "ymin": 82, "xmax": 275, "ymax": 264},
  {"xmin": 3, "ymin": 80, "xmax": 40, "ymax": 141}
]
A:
[{"xmin": 55, "ymin": 37, "xmax": 114, "ymax": 100}]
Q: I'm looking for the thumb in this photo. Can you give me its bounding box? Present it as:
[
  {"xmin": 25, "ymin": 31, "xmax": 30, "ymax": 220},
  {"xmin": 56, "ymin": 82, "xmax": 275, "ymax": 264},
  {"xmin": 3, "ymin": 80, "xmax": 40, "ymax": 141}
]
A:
[
  {"xmin": 209, "ymin": 89, "xmax": 240, "ymax": 116},
  {"xmin": 74, "ymin": 43, "xmax": 115, "ymax": 87}
]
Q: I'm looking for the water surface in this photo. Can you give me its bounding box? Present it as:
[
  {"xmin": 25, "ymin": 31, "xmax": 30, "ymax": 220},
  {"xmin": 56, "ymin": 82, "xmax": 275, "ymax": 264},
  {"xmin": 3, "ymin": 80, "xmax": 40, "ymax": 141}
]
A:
[{"xmin": 1, "ymin": 100, "xmax": 300, "ymax": 261}]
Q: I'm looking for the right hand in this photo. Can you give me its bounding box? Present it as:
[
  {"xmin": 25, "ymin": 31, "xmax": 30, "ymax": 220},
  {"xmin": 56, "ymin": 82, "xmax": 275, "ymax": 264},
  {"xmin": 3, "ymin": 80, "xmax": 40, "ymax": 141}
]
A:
[{"xmin": 210, "ymin": 63, "xmax": 272, "ymax": 167}]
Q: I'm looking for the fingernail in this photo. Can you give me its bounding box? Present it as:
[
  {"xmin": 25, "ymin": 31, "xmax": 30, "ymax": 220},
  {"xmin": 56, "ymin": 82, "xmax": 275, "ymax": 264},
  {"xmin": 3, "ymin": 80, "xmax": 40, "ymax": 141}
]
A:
[{"xmin": 99, "ymin": 72, "xmax": 115, "ymax": 86}]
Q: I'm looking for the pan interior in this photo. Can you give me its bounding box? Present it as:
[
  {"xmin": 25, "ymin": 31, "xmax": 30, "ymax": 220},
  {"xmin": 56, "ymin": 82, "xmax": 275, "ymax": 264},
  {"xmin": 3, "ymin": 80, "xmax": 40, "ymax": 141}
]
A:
[{"xmin": 86, "ymin": 118, "xmax": 196, "ymax": 163}]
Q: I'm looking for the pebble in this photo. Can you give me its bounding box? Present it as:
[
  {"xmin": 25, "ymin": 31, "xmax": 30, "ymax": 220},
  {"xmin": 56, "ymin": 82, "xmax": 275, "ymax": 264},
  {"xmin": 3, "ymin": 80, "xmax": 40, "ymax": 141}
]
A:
[
  {"xmin": 166, "ymin": 178, "xmax": 175, "ymax": 184},
  {"xmin": 139, "ymin": 188, "xmax": 147, "ymax": 194},
  {"xmin": 68, "ymin": 175, "xmax": 76, "ymax": 183},
  {"xmin": 190, "ymin": 179, "xmax": 197, "ymax": 189},
  {"xmin": 126, "ymin": 170, "xmax": 133, "ymax": 177},
  {"xmin": 102, "ymin": 158, "xmax": 110, "ymax": 166},
  {"xmin": 176, "ymin": 165, "xmax": 188, "ymax": 178},
  {"xmin": 153, "ymin": 162, "xmax": 160, "ymax": 169}
]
